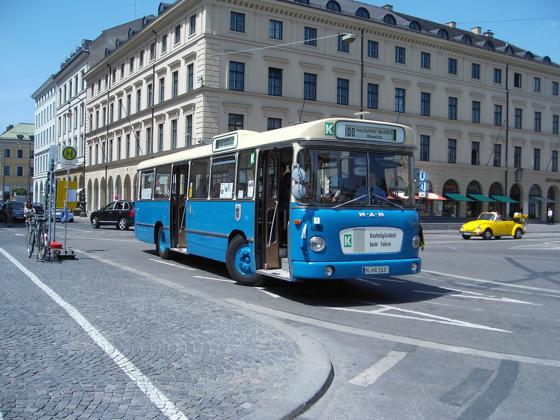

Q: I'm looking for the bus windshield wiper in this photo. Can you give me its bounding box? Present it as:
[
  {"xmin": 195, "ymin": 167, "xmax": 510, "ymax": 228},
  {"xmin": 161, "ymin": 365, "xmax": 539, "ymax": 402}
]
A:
[{"xmin": 333, "ymin": 193, "xmax": 369, "ymax": 209}]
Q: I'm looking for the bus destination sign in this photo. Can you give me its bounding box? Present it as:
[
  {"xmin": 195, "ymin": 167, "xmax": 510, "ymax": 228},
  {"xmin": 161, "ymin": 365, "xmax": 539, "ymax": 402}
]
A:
[{"xmin": 335, "ymin": 121, "xmax": 404, "ymax": 143}]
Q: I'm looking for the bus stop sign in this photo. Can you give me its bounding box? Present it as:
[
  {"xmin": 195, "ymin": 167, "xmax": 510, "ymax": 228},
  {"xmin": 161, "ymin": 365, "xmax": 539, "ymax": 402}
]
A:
[{"xmin": 61, "ymin": 146, "xmax": 77, "ymax": 167}]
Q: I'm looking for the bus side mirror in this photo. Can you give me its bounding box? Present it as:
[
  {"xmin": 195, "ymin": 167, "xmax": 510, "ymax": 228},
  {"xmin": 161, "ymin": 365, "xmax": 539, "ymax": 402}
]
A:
[
  {"xmin": 292, "ymin": 166, "xmax": 306, "ymax": 183},
  {"xmin": 291, "ymin": 184, "xmax": 306, "ymax": 199}
]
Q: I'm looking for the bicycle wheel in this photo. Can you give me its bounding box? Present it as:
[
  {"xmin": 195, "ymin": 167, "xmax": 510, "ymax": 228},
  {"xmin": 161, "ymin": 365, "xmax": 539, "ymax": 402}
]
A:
[
  {"xmin": 27, "ymin": 227, "xmax": 35, "ymax": 258},
  {"xmin": 37, "ymin": 228, "xmax": 47, "ymax": 261}
]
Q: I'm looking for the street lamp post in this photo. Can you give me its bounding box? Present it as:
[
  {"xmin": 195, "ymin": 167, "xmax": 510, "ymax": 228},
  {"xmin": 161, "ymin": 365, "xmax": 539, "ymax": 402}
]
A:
[{"xmin": 342, "ymin": 30, "xmax": 366, "ymax": 120}]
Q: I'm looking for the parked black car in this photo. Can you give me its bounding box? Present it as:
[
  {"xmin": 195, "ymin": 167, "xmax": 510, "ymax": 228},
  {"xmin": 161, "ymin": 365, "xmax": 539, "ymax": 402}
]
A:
[
  {"xmin": 0, "ymin": 201, "xmax": 25, "ymax": 223},
  {"xmin": 90, "ymin": 201, "xmax": 135, "ymax": 230}
]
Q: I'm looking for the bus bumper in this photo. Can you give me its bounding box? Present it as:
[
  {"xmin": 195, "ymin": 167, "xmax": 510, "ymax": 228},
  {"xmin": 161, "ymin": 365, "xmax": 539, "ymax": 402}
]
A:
[{"xmin": 291, "ymin": 258, "xmax": 421, "ymax": 280}]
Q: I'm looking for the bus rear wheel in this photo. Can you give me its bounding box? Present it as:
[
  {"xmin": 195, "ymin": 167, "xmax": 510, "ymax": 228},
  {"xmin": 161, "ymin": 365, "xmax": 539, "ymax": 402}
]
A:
[
  {"xmin": 156, "ymin": 226, "xmax": 171, "ymax": 259},
  {"xmin": 226, "ymin": 235, "xmax": 264, "ymax": 286}
]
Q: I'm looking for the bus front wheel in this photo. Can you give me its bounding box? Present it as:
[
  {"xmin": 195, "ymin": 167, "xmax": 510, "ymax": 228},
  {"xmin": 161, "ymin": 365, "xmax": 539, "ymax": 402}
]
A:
[
  {"xmin": 156, "ymin": 226, "xmax": 171, "ymax": 259},
  {"xmin": 226, "ymin": 235, "xmax": 264, "ymax": 287}
]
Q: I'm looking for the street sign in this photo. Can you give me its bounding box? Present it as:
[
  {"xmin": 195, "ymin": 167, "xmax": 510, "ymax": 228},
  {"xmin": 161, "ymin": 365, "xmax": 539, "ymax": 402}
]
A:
[{"xmin": 61, "ymin": 146, "xmax": 77, "ymax": 168}]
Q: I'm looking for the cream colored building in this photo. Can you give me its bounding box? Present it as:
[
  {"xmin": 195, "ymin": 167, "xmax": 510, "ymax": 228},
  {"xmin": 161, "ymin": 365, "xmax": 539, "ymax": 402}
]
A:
[{"xmin": 84, "ymin": 0, "xmax": 560, "ymax": 220}]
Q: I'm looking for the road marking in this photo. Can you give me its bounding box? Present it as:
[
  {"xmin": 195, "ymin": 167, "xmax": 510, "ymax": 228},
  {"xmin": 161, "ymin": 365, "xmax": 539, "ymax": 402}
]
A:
[
  {"xmin": 15, "ymin": 233, "xmax": 24, "ymax": 236},
  {"xmin": 0, "ymin": 247, "xmax": 188, "ymax": 420},
  {"xmin": 149, "ymin": 258, "xmax": 196, "ymax": 271},
  {"xmin": 193, "ymin": 275, "xmax": 235, "ymax": 283},
  {"xmin": 349, "ymin": 351, "xmax": 408, "ymax": 387},
  {"xmin": 227, "ymin": 298, "xmax": 560, "ymax": 368},
  {"xmin": 256, "ymin": 287, "xmax": 281, "ymax": 298},
  {"xmin": 413, "ymin": 289, "xmax": 538, "ymax": 305},
  {"xmin": 422, "ymin": 269, "xmax": 560, "ymax": 295},
  {"xmin": 329, "ymin": 305, "xmax": 510, "ymax": 333}
]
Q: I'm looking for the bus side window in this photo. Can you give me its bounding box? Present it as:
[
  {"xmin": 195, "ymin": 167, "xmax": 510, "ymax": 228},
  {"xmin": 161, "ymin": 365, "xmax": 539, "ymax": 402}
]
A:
[
  {"xmin": 189, "ymin": 158, "xmax": 210, "ymax": 199},
  {"xmin": 211, "ymin": 155, "xmax": 236, "ymax": 199},
  {"xmin": 140, "ymin": 170, "xmax": 155, "ymax": 200},
  {"xmin": 237, "ymin": 150, "xmax": 256, "ymax": 199}
]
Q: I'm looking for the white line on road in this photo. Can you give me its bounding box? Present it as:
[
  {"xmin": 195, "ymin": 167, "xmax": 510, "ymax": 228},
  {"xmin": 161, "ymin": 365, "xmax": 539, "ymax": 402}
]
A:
[
  {"xmin": 228, "ymin": 298, "xmax": 560, "ymax": 368},
  {"xmin": 192, "ymin": 275, "xmax": 235, "ymax": 283},
  {"xmin": 256, "ymin": 287, "xmax": 281, "ymax": 298},
  {"xmin": 330, "ymin": 304, "xmax": 510, "ymax": 333},
  {"xmin": 149, "ymin": 258, "xmax": 196, "ymax": 271},
  {"xmin": 422, "ymin": 269, "xmax": 560, "ymax": 295},
  {"xmin": 413, "ymin": 289, "xmax": 538, "ymax": 305},
  {"xmin": 0, "ymin": 247, "xmax": 188, "ymax": 420},
  {"xmin": 349, "ymin": 351, "xmax": 408, "ymax": 387},
  {"xmin": 14, "ymin": 233, "xmax": 24, "ymax": 236}
]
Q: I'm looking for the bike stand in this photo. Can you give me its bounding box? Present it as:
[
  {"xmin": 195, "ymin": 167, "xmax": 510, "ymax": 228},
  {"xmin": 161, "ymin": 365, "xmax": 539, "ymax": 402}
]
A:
[{"xmin": 58, "ymin": 248, "xmax": 76, "ymax": 260}]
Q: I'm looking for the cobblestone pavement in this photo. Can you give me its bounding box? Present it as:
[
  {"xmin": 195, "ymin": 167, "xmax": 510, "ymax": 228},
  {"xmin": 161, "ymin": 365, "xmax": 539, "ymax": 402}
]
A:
[{"xmin": 0, "ymin": 233, "xmax": 309, "ymax": 419}]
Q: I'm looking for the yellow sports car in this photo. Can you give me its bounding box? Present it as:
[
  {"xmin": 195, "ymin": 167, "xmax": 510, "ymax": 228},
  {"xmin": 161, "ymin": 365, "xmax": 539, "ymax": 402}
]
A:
[{"xmin": 459, "ymin": 212, "xmax": 526, "ymax": 240}]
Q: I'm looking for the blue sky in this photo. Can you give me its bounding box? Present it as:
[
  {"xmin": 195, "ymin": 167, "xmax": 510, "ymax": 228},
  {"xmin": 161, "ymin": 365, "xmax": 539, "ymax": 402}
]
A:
[{"xmin": 0, "ymin": 0, "xmax": 558, "ymax": 132}]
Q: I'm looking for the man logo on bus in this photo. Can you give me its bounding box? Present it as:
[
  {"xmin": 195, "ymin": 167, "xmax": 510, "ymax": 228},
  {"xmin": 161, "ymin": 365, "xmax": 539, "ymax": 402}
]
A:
[
  {"xmin": 325, "ymin": 122, "xmax": 334, "ymax": 136},
  {"xmin": 343, "ymin": 233, "xmax": 352, "ymax": 248}
]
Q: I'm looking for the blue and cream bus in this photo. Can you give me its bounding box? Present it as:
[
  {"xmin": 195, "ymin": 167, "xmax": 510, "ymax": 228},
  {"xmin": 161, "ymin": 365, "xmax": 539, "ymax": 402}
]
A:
[{"xmin": 135, "ymin": 118, "xmax": 421, "ymax": 286}]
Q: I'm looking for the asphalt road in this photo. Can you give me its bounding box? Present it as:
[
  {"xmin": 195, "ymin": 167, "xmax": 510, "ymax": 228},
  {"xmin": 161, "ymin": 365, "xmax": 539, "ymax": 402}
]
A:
[{"xmin": 1, "ymin": 219, "xmax": 559, "ymax": 419}]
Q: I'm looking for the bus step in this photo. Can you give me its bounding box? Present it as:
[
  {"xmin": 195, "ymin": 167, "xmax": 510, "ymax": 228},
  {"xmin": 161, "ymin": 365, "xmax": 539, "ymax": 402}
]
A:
[
  {"xmin": 281, "ymin": 258, "xmax": 289, "ymax": 271},
  {"xmin": 170, "ymin": 247, "xmax": 188, "ymax": 254},
  {"xmin": 257, "ymin": 269, "xmax": 291, "ymax": 282}
]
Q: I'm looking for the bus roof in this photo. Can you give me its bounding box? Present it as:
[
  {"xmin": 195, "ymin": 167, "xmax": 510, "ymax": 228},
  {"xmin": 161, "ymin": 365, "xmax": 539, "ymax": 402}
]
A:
[{"xmin": 137, "ymin": 118, "xmax": 414, "ymax": 171}]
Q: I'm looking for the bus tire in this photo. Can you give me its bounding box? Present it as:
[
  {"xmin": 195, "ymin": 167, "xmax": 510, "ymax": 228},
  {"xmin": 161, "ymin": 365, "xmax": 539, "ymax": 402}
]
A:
[
  {"xmin": 226, "ymin": 235, "xmax": 264, "ymax": 287},
  {"xmin": 156, "ymin": 226, "xmax": 171, "ymax": 259}
]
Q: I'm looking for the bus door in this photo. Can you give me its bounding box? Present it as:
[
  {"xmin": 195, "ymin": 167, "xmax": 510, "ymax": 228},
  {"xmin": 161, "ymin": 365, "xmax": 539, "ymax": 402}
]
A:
[
  {"xmin": 171, "ymin": 163, "xmax": 189, "ymax": 249},
  {"xmin": 261, "ymin": 150, "xmax": 281, "ymax": 269}
]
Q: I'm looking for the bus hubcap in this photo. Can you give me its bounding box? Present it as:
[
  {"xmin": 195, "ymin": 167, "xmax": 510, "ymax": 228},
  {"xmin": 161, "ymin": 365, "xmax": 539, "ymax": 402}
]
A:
[{"xmin": 235, "ymin": 245, "xmax": 253, "ymax": 275}]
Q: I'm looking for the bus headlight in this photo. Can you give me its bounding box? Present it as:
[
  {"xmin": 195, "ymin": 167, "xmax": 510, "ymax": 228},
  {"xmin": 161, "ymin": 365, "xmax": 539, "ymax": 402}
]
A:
[
  {"xmin": 412, "ymin": 235, "xmax": 420, "ymax": 248},
  {"xmin": 309, "ymin": 236, "xmax": 326, "ymax": 252}
]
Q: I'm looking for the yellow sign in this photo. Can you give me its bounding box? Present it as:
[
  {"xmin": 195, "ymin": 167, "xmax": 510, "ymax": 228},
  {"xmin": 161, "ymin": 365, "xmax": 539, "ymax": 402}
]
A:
[
  {"xmin": 62, "ymin": 146, "xmax": 77, "ymax": 161},
  {"xmin": 56, "ymin": 179, "xmax": 78, "ymax": 210}
]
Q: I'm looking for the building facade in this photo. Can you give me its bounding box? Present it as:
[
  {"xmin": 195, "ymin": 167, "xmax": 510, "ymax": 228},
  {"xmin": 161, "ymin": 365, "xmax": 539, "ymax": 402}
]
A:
[
  {"xmin": 83, "ymin": 0, "xmax": 560, "ymax": 220},
  {"xmin": 0, "ymin": 124, "xmax": 35, "ymax": 201},
  {"xmin": 31, "ymin": 75, "xmax": 57, "ymax": 203}
]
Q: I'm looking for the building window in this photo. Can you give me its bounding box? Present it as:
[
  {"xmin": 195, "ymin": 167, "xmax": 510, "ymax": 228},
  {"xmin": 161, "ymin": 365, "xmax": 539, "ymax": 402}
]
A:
[
  {"xmin": 112, "ymin": 68, "xmax": 116, "ymax": 83},
  {"xmin": 267, "ymin": 118, "xmax": 282, "ymax": 130},
  {"xmin": 420, "ymin": 52, "xmax": 431, "ymax": 69},
  {"xmin": 515, "ymin": 108, "xmax": 523, "ymax": 129},
  {"xmin": 229, "ymin": 61, "xmax": 245, "ymax": 91},
  {"xmin": 120, "ymin": 63, "xmax": 125, "ymax": 79},
  {"xmin": 534, "ymin": 148, "xmax": 541, "ymax": 170},
  {"xmin": 338, "ymin": 34, "xmax": 349, "ymax": 52},
  {"xmin": 268, "ymin": 68, "xmax": 282, "ymax": 96},
  {"xmin": 420, "ymin": 92, "xmax": 431, "ymax": 116},
  {"xmin": 304, "ymin": 73, "xmax": 317, "ymax": 101},
  {"xmin": 187, "ymin": 63, "xmax": 194, "ymax": 92},
  {"xmin": 493, "ymin": 144, "xmax": 501, "ymax": 167},
  {"xmin": 136, "ymin": 89, "xmax": 141, "ymax": 113},
  {"xmin": 161, "ymin": 34, "xmax": 168, "ymax": 53},
  {"xmin": 117, "ymin": 137, "xmax": 121, "ymax": 160},
  {"xmin": 534, "ymin": 77, "xmax": 541, "ymax": 92},
  {"xmin": 139, "ymin": 50, "xmax": 144, "ymax": 67},
  {"xmin": 553, "ymin": 81, "xmax": 559, "ymax": 96},
  {"xmin": 228, "ymin": 113, "xmax": 244, "ymax": 131},
  {"xmin": 553, "ymin": 115, "xmax": 559, "ymax": 134},
  {"xmin": 448, "ymin": 58, "xmax": 457, "ymax": 74},
  {"xmin": 448, "ymin": 97, "xmax": 457, "ymax": 120},
  {"xmin": 367, "ymin": 40, "xmax": 378, "ymax": 58},
  {"xmin": 471, "ymin": 63, "xmax": 480, "ymax": 80},
  {"xmin": 159, "ymin": 77, "xmax": 165, "ymax": 103},
  {"xmin": 190, "ymin": 15, "xmax": 196, "ymax": 35},
  {"xmin": 514, "ymin": 72, "xmax": 522, "ymax": 88},
  {"xmin": 552, "ymin": 151, "xmax": 558, "ymax": 172},
  {"xmin": 172, "ymin": 71, "xmax": 179, "ymax": 98},
  {"xmin": 110, "ymin": 103, "xmax": 114, "ymax": 122},
  {"xmin": 337, "ymin": 78, "xmax": 349, "ymax": 105},
  {"xmin": 185, "ymin": 114, "xmax": 193, "ymax": 147},
  {"xmin": 129, "ymin": 56, "xmax": 134, "ymax": 73},
  {"xmin": 367, "ymin": 83, "xmax": 378, "ymax": 109},
  {"xmin": 17, "ymin": 166, "xmax": 23, "ymax": 177},
  {"xmin": 269, "ymin": 19, "xmax": 283, "ymax": 40},
  {"xmin": 395, "ymin": 88, "xmax": 405, "ymax": 113},
  {"xmin": 3, "ymin": 149, "xmax": 9, "ymax": 158},
  {"xmin": 514, "ymin": 146, "xmax": 522, "ymax": 168},
  {"xmin": 304, "ymin": 27, "xmax": 317, "ymax": 46},
  {"xmin": 448, "ymin": 139, "xmax": 456, "ymax": 164},
  {"xmin": 126, "ymin": 134, "xmax": 130, "ymax": 159},
  {"xmin": 494, "ymin": 68, "xmax": 502, "ymax": 84},
  {"xmin": 135, "ymin": 131, "xmax": 141, "ymax": 156},
  {"xmin": 17, "ymin": 149, "xmax": 23, "ymax": 159},
  {"xmin": 150, "ymin": 43, "xmax": 155, "ymax": 61},
  {"xmin": 471, "ymin": 141, "xmax": 480, "ymax": 165},
  {"xmin": 158, "ymin": 123, "xmax": 164, "ymax": 152},
  {"xmin": 126, "ymin": 94, "xmax": 131, "ymax": 116},
  {"xmin": 3, "ymin": 166, "xmax": 9, "ymax": 176},
  {"xmin": 174, "ymin": 25, "xmax": 181, "ymax": 44},
  {"xmin": 494, "ymin": 104, "xmax": 502, "ymax": 126},
  {"xmin": 230, "ymin": 11, "xmax": 245, "ymax": 32},
  {"xmin": 472, "ymin": 101, "xmax": 481, "ymax": 123},
  {"xmin": 147, "ymin": 83, "xmax": 153, "ymax": 107},
  {"xmin": 395, "ymin": 46, "xmax": 405, "ymax": 64},
  {"xmin": 534, "ymin": 111, "xmax": 542, "ymax": 132},
  {"xmin": 420, "ymin": 135, "xmax": 429, "ymax": 161},
  {"xmin": 171, "ymin": 120, "xmax": 177, "ymax": 149}
]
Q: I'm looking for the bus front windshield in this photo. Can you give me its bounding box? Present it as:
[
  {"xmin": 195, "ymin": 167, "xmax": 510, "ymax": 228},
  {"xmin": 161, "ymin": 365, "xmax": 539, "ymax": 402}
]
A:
[{"xmin": 296, "ymin": 148, "xmax": 415, "ymax": 208}]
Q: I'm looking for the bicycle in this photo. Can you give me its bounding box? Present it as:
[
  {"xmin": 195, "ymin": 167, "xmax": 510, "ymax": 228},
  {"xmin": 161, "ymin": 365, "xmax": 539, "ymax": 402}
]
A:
[{"xmin": 27, "ymin": 214, "xmax": 48, "ymax": 260}]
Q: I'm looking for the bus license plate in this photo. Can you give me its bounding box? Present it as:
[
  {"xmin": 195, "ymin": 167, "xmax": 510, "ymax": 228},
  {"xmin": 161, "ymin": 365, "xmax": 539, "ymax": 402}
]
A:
[{"xmin": 363, "ymin": 266, "xmax": 389, "ymax": 275}]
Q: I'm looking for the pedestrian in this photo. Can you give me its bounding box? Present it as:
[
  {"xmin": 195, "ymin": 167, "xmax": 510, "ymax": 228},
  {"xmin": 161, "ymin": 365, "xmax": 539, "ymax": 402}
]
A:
[
  {"xmin": 548, "ymin": 207, "xmax": 554, "ymax": 225},
  {"xmin": 6, "ymin": 203, "xmax": 14, "ymax": 227}
]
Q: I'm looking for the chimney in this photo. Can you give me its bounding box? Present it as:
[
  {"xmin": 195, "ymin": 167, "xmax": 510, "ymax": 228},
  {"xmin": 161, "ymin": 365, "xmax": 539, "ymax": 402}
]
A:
[
  {"xmin": 382, "ymin": 4, "xmax": 393, "ymax": 11},
  {"xmin": 446, "ymin": 21, "xmax": 456, "ymax": 28},
  {"xmin": 483, "ymin": 30, "xmax": 494, "ymax": 38},
  {"xmin": 471, "ymin": 26, "xmax": 482, "ymax": 35}
]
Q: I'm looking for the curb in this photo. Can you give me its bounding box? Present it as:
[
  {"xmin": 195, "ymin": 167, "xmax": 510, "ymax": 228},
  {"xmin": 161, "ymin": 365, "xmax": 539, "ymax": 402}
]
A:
[{"xmin": 229, "ymin": 300, "xmax": 334, "ymax": 420}]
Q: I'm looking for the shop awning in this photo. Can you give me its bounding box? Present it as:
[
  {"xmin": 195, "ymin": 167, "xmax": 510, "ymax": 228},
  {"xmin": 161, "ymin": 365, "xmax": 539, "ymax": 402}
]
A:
[
  {"xmin": 529, "ymin": 196, "xmax": 543, "ymax": 202},
  {"xmin": 445, "ymin": 193, "xmax": 474, "ymax": 202},
  {"xmin": 468, "ymin": 194, "xmax": 496, "ymax": 202},
  {"xmin": 490, "ymin": 195, "xmax": 518, "ymax": 204},
  {"xmin": 546, "ymin": 198, "xmax": 556, "ymax": 203},
  {"xmin": 426, "ymin": 192, "xmax": 446, "ymax": 201}
]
